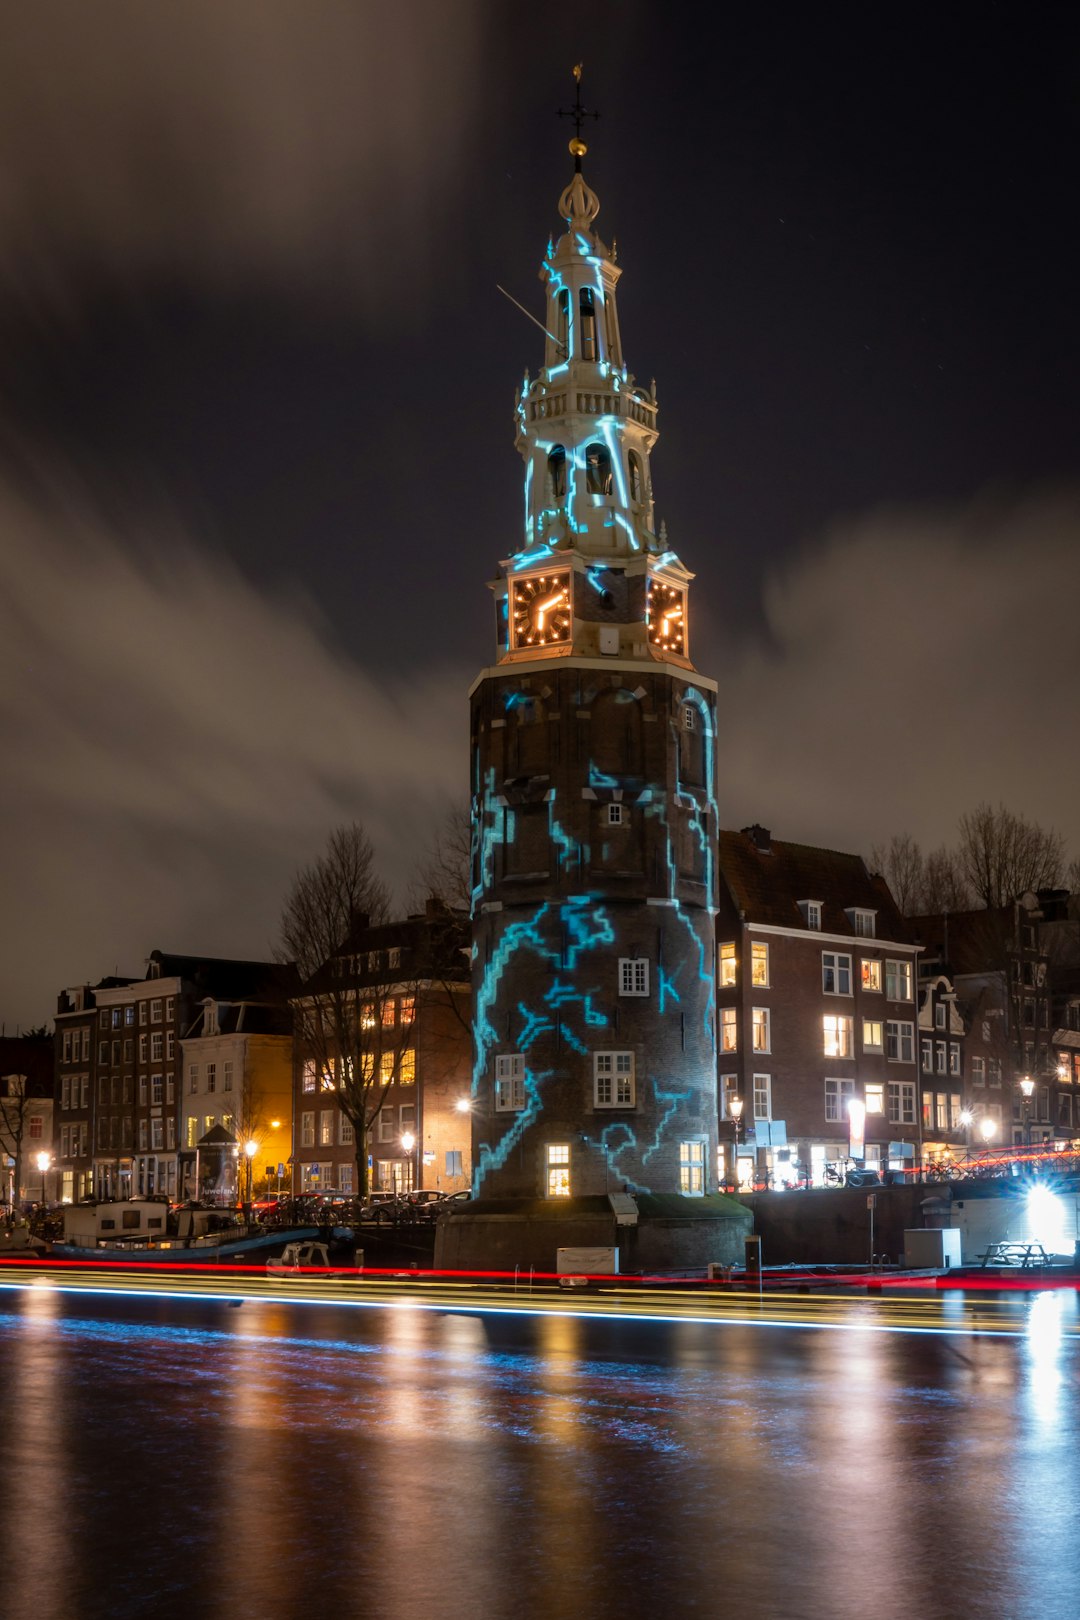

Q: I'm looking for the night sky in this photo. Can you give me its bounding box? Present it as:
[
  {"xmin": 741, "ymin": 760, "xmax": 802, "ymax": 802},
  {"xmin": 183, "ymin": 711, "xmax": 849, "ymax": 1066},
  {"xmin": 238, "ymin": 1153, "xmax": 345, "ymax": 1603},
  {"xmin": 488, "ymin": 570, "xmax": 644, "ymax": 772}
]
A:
[{"xmin": 2, "ymin": 1, "xmax": 1079, "ymax": 1028}]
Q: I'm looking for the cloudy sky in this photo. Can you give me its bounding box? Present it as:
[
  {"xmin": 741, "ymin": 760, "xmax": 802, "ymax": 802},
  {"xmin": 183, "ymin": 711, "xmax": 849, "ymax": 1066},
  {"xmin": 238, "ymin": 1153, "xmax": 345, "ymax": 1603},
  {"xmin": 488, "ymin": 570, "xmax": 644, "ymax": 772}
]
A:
[{"xmin": 2, "ymin": 2, "xmax": 1078, "ymax": 1028}]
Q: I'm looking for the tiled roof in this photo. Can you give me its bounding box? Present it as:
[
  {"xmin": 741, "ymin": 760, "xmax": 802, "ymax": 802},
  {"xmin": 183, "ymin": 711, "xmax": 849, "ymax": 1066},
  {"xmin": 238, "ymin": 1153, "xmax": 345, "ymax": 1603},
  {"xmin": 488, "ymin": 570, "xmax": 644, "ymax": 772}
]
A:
[
  {"xmin": 909, "ymin": 908, "xmax": 1018, "ymax": 975},
  {"xmin": 149, "ymin": 953, "xmax": 299, "ymax": 1001},
  {"xmin": 718, "ymin": 829, "xmax": 912, "ymax": 942}
]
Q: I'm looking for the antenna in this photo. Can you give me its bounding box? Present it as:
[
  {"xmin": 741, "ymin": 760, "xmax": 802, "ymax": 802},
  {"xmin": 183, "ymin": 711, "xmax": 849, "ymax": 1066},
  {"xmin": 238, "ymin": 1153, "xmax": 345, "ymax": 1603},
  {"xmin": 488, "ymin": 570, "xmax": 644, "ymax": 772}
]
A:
[{"xmin": 496, "ymin": 284, "xmax": 567, "ymax": 357}]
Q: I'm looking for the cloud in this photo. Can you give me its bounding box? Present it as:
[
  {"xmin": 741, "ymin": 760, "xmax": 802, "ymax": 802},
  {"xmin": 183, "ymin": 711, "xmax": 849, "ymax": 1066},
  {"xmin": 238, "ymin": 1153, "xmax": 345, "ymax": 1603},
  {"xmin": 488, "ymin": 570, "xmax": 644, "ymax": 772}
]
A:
[
  {"xmin": 0, "ymin": 1, "xmax": 484, "ymax": 309},
  {"xmin": 0, "ymin": 473, "xmax": 468, "ymax": 1027},
  {"xmin": 714, "ymin": 486, "xmax": 1080, "ymax": 864}
]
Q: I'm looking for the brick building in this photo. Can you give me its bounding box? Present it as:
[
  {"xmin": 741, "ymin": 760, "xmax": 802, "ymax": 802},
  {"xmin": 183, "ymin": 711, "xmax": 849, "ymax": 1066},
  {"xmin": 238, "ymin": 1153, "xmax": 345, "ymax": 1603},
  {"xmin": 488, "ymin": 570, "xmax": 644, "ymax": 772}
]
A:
[
  {"xmin": 0, "ymin": 1033, "xmax": 54, "ymax": 1206},
  {"xmin": 54, "ymin": 978, "xmax": 133, "ymax": 1202},
  {"xmin": 716, "ymin": 826, "xmax": 922, "ymax": 1185},
  {"xmin": 292, "ymin": 907, "xmax": 471, "ymax": 1198}
]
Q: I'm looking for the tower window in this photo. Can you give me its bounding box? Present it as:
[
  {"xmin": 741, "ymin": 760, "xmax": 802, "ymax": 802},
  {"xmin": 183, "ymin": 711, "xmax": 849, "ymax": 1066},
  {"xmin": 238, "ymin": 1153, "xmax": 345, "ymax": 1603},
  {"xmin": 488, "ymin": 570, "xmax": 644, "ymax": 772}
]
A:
[
  {"xmin": 556, "ymin": 289, "xmax": 569, "ymax": 356},
  {"xmin": 607, "ymin": 803, "xmax": 625, "ymax": 826},
  {"xmin": 585, "ymin": 442, "xmax": 613, "ymax": 496},
  {"xmin": 579, "ymin": 286, "xmax": 597, "ymax": 361},
  {"xmin": 628, "ymin": 451, "xmax": 643, "ymax": 504},
  {"xmin": 547, "ymin": 445, "xmax": 566, "ymax": 500},
  {"xmin": 618, "ymin": 958, "xmax": 649, "ymax": 997}
]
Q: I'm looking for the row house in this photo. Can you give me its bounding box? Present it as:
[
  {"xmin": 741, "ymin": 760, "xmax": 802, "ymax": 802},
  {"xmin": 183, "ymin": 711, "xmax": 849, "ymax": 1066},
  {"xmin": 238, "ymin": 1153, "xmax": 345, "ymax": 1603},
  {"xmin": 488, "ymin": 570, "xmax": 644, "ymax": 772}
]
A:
[
  {"xmin": 55, "ymin": 950, "xmax": 293, "ymax": 1201},
  {"xmin": 292, "ymin": 904, "xmax": 471, "ymax": 1198},
  {"xmin": 1, "ymin": 1033, "xmax": 55, "ymax": 1206},
  {"xmin": 914, "ymin": 891, "xmax": 1077, "ymax": 1150},
  {"xmin": 716, "ymin": 826, "xmax": 922, "ymax": 1186},
  {"xmin": 180, "ymin": 996, "xmax": 295, "ymax": 1202}
]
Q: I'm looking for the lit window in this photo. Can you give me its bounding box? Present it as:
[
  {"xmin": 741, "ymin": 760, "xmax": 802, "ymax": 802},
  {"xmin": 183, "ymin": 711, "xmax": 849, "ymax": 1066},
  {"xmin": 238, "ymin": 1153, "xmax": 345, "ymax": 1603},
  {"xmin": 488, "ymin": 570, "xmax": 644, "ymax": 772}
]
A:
[
  {"xmin": 594, "ymin": 1052, "xmax": 635, "ymax": 1108},
  {"xmin": 546, "ymin": 1143, "xmax": 571, "ymax": 1198},
  {"xmin": 320, "ymin": 1110, "xmax": 334, "ymax": 1146},
  {"xmin": 302, "ymin": 1060, "xmax": 317, "ymax": 1094},
  {"xmin": 495, "ymin": 1053, "xmax": 525, "ymax": 1111},
  {"xmin": 618, "ymin": 958, "xmax": 649, "ymax": 997},
  {"xmin": 886, "ymin": 1021, "xmax": 915, "ymax": 1063},
  {"xmin": 861, "ymin": 960, "xmax": 882, "ymax": 992},
  {"xmin": 379, "ymin": 1052, "xmax": 395, "ymax": 1088},
  {"xmin": 679, "ymin": 1140, "xmax": 705, "ymax": 1196},
  {"xmin": 863, "ymin": 1020, "xmax": 884, "ymax": 1052},
  {"xmin": 398, "ymin": 1048, "xmax": 415, "ymax": 1087},
  {"xmin": 885, "ymin": 959, "xmax": 913, "ymax": 1002},
  {"xmin": 822, "ymin": 953, "xmax": 852, "ymax": 995},
  {"xmin": 751, "ymin": 942, "xmax": 769, "ymax": 988},
  {"xmin": 823, "ymin": 1015, "xmax": 854, "ymax": 1059},
  {"xmin": 719, "ymin": 943, "xmax": 737, "ymax": 987},
  {"xmin": 825, "ymin": 1078, "xmax": 855, "ymax": 1121},
  {"xmin": 720, "ymin": 1008, "xmax": 737, "ymax": 1052},
  {"xmin": 865, "ymin": 1083, "xmax": 884, "ymax": 1114},
  {"xmin": 752, "ymin": 1073, "xmax": 771, "ymax": 1120},
  {"xmin": 752, "ymin": 1007, "xmax": 770, "ymax": 1052}
]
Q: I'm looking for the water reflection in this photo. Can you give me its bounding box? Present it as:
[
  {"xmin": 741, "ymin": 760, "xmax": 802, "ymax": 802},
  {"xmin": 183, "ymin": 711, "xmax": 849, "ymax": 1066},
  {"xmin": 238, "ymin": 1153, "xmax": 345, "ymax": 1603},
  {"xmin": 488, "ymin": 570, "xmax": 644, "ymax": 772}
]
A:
[{"xmin": 0, "ymin": 1288, "xmax": 1078, "ymax": 1620}]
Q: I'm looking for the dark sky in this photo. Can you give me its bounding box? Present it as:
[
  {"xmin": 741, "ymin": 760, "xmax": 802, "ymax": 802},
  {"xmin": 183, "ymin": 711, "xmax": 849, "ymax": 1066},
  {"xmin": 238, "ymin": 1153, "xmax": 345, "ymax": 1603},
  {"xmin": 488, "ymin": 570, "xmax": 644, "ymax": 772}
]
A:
[{"xmin": 2, "ymin": 1, "xmax": 1079, "ymax": 1028}]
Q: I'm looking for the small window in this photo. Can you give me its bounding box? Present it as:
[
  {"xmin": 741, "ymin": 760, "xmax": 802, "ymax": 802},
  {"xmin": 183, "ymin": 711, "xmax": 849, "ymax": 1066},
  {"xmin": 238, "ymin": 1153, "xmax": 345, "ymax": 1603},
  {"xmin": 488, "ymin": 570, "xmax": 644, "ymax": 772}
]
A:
[
  {"xmin": 719, "ymin": 943, "xmax": 737, "ymax": 987},
  {"xmin": 949, "ymin": 1043, "xmax": 961, "ymax": 1075},
  {"xmin": 301, "ymin": 1113, "xmax": 314, "ymax": 1147},
  {"xmin": 679, "ymin": 1140, "xmax": 705, "ymax": 1196},
  {"xmin": 495, "ymin": 1053, "xmax": 525, "ymax": 1112},
  {"xmin": 861, "ymin": 960, "xmax": 882, "ymax": 992},
  {"xmin": 302, "ymin": 1060, "xmax": 317, "ymax": 1094},
  {"xmin": 584, "ymin": 441, "xmax": 613, "ymax": 495},
  {"xmin": 934, "ymin": 1003, "xmax": 946, "ymax": 1029},
  {"xmin": 547, "ymin": 444, "xmax": 567, "ymax": 499},
  {"xmin": 206, "ymin": 1063, "xmax": 216, "ymax": 1094},
  {"xmin": 682, "ymin": 705, "xmax": 695, "ymax": 730},
  {"xmin": 865, "ymin": 1082, "xmax": 884, "ymax": 1114},
  {"xmin": 971, "ymin": 1057, "xmax": 986, "ymax": 1087},
  {"xmin": 823, "ymin": 1015, "xmax": 854, "ymax": 1059},
  {"xmin": 825, "ymin": 1078, "xmax": 855, "ymax": 1121},
  {"xmin": 921, "ymin": 1039, "xmax": 933, "ymax": 1073},
  {"xmin": 628, "ymin": 450, "xmax": 643, "ymax": 504},
  {"xmin": 579, "ymin": 287, "xmax": 597, "ymax": 361},
  {"xmin": 752, "ymin": 1074, "xmax": 772, "ymax": 1121},
  {"xmin": 751, "ymin": 942, "xmax": 769, "ymax": 988},
  {"xmin": 607, "ymin": 802, "xmax": 625, "ymax": 826},
  {"xmin": 801, "ymin": 901, "xmax": 823, "ymax": 931},
  {"xmin": 752, "ymin": 1007, "xmax": 770, "ymax": 1053},
  {"xmin": 822, "ymin": 953, "xmax": 852, "ymax": 996},
  {"xmin": 547, "ymin": 1143, "xmax": 571, "ymax": 1198},
  {"xmin": 445, "ymin": 1150, "xmax": 463, "ymax": 1178},
  {"xmin": 885, "ymin": 959, "xmax": 913, "ymax": 1002},
  {"xmin": 851, "ymin": 909, "xmax": 876, "ymax": 938},
  {"xmin": 150, "ymin": 999, "xmax": 162, "ymax": 1024},
  {"xmin": 863, "ymin": 1020, "xmax": 884, "ymax": 1052},
  {"xmin": 720, "ymin": 1007, "xmax": 737, "ymax": 1053},
  {"xmin": 594, "ymin": 1052, "xmax": 635, "ymax": 1108},
  {"xmin": 619, "ymin": 958, "xmax": 649, "ymax": 997}
]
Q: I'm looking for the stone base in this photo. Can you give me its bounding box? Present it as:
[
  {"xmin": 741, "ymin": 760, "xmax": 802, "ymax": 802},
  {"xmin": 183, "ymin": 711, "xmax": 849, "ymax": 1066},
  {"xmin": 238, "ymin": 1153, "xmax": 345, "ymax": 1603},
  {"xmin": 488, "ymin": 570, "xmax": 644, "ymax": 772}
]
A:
[{"xmin": 434, "ymin": 1194, "xmax": 753, "ymax": 1274}]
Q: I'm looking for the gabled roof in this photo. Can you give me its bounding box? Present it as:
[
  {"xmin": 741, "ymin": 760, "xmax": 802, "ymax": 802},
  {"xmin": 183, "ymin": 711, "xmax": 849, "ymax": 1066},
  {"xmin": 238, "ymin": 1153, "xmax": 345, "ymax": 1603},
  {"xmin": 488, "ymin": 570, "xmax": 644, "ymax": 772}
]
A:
[
  {"xmin": 187, "ymin": 1001, "xmax": 293, "ymax": 1039},
  {"xmin": 301, "ymin": 909, "xmax": 470, "ymax": 998},
  {"xmin": 718, "ymin": 828, "xmax": 911, "ymax": 942}
]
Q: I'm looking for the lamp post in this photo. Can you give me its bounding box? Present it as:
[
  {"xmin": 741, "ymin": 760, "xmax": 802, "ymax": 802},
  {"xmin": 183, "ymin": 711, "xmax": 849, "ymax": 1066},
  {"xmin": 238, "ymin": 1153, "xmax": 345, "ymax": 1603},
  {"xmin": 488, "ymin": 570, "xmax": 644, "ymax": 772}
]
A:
[
  {"xmin": 243, "ymin": 1138, "xmax": 257, "ymax": 1210},
  {"xmin": 1019, "ymin": 1074, "xmax": 1035, "ymax": 1148},
  {"xmin": 401, "ymin": 1131, "xmax": 417, "ymax": 1193},
  {"xmin": 35, "ymin": 1150, "xmax": 51, "ymax": 1207},
  {"xmin": 729, "ymin": 1094, "xmax": 744, "ymax": 1191},
  {"xmin": 959, "ymin": 1109, "xmax": 998, "ymax": 1159}
]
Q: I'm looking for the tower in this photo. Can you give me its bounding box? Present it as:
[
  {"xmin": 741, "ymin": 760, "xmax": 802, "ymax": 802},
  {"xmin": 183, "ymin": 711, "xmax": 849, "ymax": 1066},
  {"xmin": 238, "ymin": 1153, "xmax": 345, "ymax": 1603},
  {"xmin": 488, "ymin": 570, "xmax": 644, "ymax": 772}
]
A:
[{"xmin": 469, "ymin": 85, "xmax": 719, "ymax": 1201}]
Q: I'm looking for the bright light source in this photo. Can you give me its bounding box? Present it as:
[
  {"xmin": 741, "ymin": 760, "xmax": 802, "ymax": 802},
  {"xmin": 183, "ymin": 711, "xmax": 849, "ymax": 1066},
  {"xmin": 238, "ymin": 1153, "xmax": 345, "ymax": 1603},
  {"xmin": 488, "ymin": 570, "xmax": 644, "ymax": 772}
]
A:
[
  {"xmin": 729, "ymin": 1095, "xmax": 744, "ymax": 1121},
  {"xmin": 35, "ymin": 1152, "xmax": 51, "ymax": 1174},
  {"xmin": 1019, "ymin": 1075, "xmax": 1036, "ymax": 1099},
  {"xmin": 978, "ymin": 1117, "xmax": 998, "ymax": 1142},
  {"xmin": 244, "ymin": 1139, "xmax": 258, "ymax": 1159},
  {"xmin": 401, "ymin": 1132, "xmax": 416, "ymax": 1152},
  {"xmin": 454, "ymin": 1098, "xmax": 472, "ymax": 1114},
  {"xmin": 960, "ymin": 1109, "xmax": 974, "ymax": 1127},
  {"xmin": 1026, "ymin": 1184, "xmax": 1071, "ymax": 1255},
  {"xmin": 847, "ymin": 1098, "xmax": 866, "ymax": 1131},
  {"xmin": 270, "ymin": 1119, "xmax": 282, "ymax": 1130}
]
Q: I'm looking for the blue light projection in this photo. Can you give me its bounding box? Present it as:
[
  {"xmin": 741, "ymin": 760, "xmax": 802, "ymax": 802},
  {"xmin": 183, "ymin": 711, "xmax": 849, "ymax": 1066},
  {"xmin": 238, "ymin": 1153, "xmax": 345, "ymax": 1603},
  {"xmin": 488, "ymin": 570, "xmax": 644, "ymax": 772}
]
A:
[{"xmin": 471, "ymin": 687, "xmax": 719, "ymax": 1195}]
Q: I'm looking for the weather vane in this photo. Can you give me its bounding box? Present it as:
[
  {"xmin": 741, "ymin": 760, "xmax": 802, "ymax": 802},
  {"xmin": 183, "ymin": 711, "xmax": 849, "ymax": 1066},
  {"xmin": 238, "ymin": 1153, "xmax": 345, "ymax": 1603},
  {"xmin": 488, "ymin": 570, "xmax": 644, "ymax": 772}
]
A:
[{"xmin": 557, "ymin": 62, "xmax": 600, "ymax": 170}]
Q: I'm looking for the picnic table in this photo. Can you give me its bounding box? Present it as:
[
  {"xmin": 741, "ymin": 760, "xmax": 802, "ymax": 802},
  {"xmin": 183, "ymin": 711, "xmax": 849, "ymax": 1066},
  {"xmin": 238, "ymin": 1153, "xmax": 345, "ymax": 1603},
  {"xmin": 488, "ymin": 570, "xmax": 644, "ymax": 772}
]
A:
[{"xmin": 979, "ymin": 1240, "xmax": 1050, "ymax": 1269}]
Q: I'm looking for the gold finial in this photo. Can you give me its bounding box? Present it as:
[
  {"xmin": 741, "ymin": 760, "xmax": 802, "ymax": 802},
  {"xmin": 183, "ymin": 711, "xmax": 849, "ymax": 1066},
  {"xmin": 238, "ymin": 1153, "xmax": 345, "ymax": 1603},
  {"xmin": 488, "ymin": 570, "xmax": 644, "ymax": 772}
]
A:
[
  {"xmin": 557, "ymin": 65, "xmax": 600, "ymax": 173},
  {"xmin": 573, "ymin": 62, "xmax": 583, "ymax": 83},
  {"xmin": 569, "ymin": 137, "xmax": 588, "ymax": 160}
]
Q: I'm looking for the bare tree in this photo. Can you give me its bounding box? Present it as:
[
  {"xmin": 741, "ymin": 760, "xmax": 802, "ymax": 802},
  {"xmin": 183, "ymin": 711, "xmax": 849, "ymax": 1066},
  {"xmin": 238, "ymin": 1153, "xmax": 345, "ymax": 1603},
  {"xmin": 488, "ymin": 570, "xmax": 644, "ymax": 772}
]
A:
[
  {"xmin": 920, "ymin": 845, "xmax": 971, "ymax": 914},
  {"xmin": 957, "ymin": 803, "xmax": 1065, "ymax": 910},
  {"xmin": 869, "ymin": 832, "xmax": 926, "ymax": 916},
  {"xmin": 409, "ymin": 800, "xmax": 472, "ymax": 915},
  {"xmin": 281, "ymin": 824, "xmax": 439, "ymax": 1199}
]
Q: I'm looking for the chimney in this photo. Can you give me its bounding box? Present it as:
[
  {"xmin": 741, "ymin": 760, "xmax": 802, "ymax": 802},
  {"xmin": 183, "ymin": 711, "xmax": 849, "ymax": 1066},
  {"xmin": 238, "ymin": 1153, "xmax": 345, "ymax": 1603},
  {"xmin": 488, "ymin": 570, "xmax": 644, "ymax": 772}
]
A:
[{"xmin": 742, "ymin": 824, "xmax": 772, "ymax": 854}]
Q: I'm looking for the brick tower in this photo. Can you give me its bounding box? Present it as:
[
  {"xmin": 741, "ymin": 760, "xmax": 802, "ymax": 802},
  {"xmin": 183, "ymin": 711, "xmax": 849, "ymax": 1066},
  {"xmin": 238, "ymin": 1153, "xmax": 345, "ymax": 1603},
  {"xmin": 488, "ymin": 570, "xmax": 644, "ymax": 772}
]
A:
[{"xmin": 469, "ymin": 87, "xmax": 719, "ymax": 1200}]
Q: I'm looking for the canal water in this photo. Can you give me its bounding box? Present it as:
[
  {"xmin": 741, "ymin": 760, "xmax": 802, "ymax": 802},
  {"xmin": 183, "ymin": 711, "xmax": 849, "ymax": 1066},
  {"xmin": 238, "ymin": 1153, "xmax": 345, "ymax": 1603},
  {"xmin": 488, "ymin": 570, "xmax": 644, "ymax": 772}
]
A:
[{"xmin": 0, "ymin": 1285, "xmax": 1077, "ymax": 1620}]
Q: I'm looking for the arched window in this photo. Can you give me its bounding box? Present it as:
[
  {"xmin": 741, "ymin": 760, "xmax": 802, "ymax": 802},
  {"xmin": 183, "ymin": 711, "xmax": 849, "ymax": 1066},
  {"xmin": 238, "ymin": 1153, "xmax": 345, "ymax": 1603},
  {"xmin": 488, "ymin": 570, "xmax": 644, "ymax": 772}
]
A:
[
  {"xmin": 579, "ymin": 287, "xmax": 597, "ymax": 361},
  {"xmin": 604, "ymin": 297, "xmax": 619, "ymax": 364},
  {"xmin": 628, "ymin": 452, "xmax": 643, "ymax": 505},
  {"xmin": 548, "ymin": 446, "xmax": 566, "ymax": 500},
  {"xmin": 556, "ymin": 289, "xmax": 569, "ymax": 358},
  {"xmin": 585, "ymin": 442, "xmax": 613, "ymax": 496}
]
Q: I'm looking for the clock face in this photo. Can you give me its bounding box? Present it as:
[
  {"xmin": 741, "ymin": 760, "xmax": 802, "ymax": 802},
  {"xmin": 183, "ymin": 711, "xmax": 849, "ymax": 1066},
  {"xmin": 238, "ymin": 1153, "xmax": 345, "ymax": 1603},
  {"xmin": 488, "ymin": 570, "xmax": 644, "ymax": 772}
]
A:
[
  {"xmin": 647, "ymin": 578, "xmax": 687, "ymax": 655},
  {"xmin": 511, "ymin": 571, "xmax": 572, "ymax": 649}
]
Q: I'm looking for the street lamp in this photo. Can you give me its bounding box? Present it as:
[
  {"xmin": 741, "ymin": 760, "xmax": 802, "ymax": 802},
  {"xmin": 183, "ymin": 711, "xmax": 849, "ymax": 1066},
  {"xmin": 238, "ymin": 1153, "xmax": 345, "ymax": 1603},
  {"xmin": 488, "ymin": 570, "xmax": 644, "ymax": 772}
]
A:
[
  {"xmin": 1019, "ymin": 1074, "xmax": 1035, "ymax": 1148},
  {"xmin": 728, "ymin": 1094, "xmax": 744, "ymax": 1190},
  {"xmin": 400, "ymin": 1131, "xmax": 417, "ymax": 1195},
  {"xmin": 36, "ymin": 1151, "xmax": 51, "ymax": 1206},
  {"xmin": 243, "ymin": 1138, "xmax": 257, "ymax": 1209},
  {"xmin": 454, "ymin": 1097, "xmax": 472, "ymax": 1114}
]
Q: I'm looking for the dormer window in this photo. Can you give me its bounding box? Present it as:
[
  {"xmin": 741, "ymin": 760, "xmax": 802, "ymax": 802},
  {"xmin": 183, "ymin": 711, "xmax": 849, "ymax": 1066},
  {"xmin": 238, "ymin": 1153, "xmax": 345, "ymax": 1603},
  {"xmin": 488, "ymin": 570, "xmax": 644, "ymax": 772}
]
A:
[
  {"xmin": 847, "ymin": 908, "xmax": 877, "ymax": 938},
  {"xmin": 799, "ymin": 900, "xmax": 823, "ymax": 931}
]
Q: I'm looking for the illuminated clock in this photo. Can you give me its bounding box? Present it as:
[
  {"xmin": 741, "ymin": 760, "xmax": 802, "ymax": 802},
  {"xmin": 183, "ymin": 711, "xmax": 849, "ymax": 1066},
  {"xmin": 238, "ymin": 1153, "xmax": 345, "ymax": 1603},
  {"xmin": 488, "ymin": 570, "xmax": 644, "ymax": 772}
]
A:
[
  {"xmin": 647, "ymin": 578, "xmax": 687, "ymax": 656},
  {"xmin": 511, "ymin": 571, "xmax": 572, "ymax": 649}
]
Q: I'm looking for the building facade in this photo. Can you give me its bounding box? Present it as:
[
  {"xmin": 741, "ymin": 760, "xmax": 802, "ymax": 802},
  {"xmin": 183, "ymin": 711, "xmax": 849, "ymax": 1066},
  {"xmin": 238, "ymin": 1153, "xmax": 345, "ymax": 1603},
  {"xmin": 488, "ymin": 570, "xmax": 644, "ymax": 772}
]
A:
[
  {"xmin": 180, "ymin": 998, "xmax": 294, "ymax": 1201},
  {"xmin": 716, "ymin": 827, "xmax": 922, "ymax": 1185},
  {"xmin": 291, "ymin": 907, "xmax": 471, "ymax": 1198},
  {"xmin": 468, "ymin": 133, "xmax": 720, "ymax": 1201}
]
